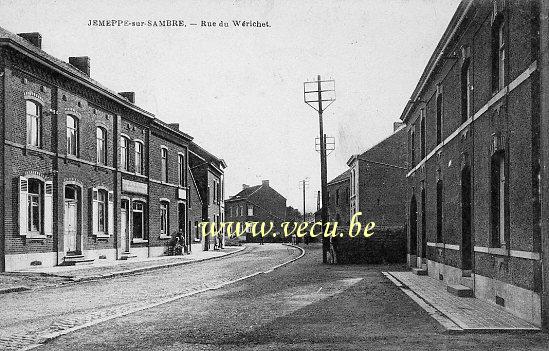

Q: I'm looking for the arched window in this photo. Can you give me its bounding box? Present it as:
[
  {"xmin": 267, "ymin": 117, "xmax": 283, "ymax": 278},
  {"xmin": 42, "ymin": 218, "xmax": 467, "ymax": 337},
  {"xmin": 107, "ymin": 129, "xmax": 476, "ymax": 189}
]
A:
[
  {"xmin": 132, "ymin": 201, "xmax": 145, "ymax": 239},
  {"xmin": 26, "ymin": 100, "xmax": 41, "ymax": 147},
  {"xmin": 161, "ymin": 147, "xmax": 168, "ymax": 182},
  {"xmin": 491, "ymin": 151, "xmax": 506, "ymax": 247},
  {"xmin": 135, "ymin": 141, "xmax": 144, "ymax": 175},
  {"xmin": 120, "ymin": 136, "xmax": 129, "ymax": 170},
  {"xmin": 436, "ymin": 93, "xmax": 443, "ymax": 145},
  {"xmin": 461, "ymin": 58, "xmax": 472, "ymax": 123},
  {"xmin": 27, "ymin": 178, "xmax": 42, "ymax": 234},
  {"xmin": 491, "ymin": 14, "xmax": 505, "ymax": 92},
  {"xmin": 66, "ymin": 115, "xmax": 79, "ymax": 156},
  {"xmin": 96, "ymin": 127, "xmax": 107, "ymax": 165},
  {"xmin": 178, "ymin": 154, "xmax": 185, "ymax": 187},
  {"xmin": 160, "ymin": 201, "xmax": 169, "ymax": 236},
  {"xmin": 97, "ymin": 190, "xmax": 107, "ymax": 234},
  {"xmin": 420, "ymin": 109, "xmax": 426, "ymax": 159},
  {"xmin": 436, "ymin": 179, "xmax": 443, "ymax": 243}
]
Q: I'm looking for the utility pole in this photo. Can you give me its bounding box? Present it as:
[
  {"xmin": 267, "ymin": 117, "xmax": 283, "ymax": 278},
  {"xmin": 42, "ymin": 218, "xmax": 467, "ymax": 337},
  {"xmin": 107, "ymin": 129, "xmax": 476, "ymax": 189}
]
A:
[
  {"xmin": 304, "ymin": 75, "xmax": 335, "ymax": 263},
  {"xmin": 298, "ymin": 178, "xmax": 309, "ymax": 244}
]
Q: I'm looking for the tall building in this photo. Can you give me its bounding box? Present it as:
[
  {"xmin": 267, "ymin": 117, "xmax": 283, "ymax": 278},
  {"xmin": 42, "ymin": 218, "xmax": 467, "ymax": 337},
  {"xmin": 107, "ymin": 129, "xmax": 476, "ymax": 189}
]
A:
[{"xmin": 402, "ymin": 0, "xmax": 546, "ymax": 327}]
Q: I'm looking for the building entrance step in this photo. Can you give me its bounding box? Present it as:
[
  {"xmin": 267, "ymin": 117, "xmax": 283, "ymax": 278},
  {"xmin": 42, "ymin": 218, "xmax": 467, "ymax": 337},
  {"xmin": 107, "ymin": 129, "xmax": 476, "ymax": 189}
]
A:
[
  {"xmin": 460, "ymin": 276, "xmax": 474, "ymax": 289},
  {"xmin": 411, "ymin": 267, "xmax": 428, "ymax": 276},
  {"xmin": 61, "ymin": 255, "xmax": 95, "ymax": 266},
  {"xmin": 447, "ymin": 284, "xmax": 474, "ymax": 297},
  {"xmin": 120, "ymin": 253, "xmax": 137, "ymax": 260}
]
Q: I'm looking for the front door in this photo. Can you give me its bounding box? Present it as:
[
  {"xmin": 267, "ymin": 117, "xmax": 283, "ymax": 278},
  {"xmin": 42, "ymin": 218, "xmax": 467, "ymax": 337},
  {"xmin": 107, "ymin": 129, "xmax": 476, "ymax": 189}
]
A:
[
  {"xmin": 64, "ymin": 200, "xmax": 77, "ymax": 252},
  {"xmin": 461, "ymin": 166, "xmax": 473, "ymax": 271},
  {"xmin": 121, "ymin": 200, "xmax": 130, "ymax": 253}
]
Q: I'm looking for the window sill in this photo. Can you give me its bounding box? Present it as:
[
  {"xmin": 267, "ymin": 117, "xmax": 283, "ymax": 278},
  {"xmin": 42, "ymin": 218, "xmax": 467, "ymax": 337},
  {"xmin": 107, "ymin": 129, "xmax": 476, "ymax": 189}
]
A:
[
  {"xmin": 25, "ymin": 233, "xmax": 48, "ymax": 240},
  {"xmin": 95, "ymin": 233, "xmax": 110, "ymax": 239},
  {"xmin": 132, "ymin": 239, "xmax": 148, "ymax": 244},
  {"xmin": 159, "ymin": 235, "xmax": 172, "ymax": 240}
]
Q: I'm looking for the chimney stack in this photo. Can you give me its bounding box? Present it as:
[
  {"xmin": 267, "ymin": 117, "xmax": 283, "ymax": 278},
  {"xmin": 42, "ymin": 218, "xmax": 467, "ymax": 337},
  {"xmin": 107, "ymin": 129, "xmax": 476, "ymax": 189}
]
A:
[
  {"xmin": 68, "ymin": 56, "xmax": 90, "ymax": 76},
  {"xmin": 119, "ymin": 92, "xmax": 135, "ymax": 103},
  {"xmin": 242, "ymin": 184, "xmax": 249, "ymax": 190},
  {"xmin": 18, "ymin": 32, "xmax": 42, "ymax": 49},
  {"xmin": 169, "ymin": 123, "xmax": 180, "ymax": 131},
  {"xmin": 262, "ymin": 180, "xmax": 269, "ymax": 187},
  {"xmin": 393, "ymin": 122, "xmax": 405, "ymax": 131}
]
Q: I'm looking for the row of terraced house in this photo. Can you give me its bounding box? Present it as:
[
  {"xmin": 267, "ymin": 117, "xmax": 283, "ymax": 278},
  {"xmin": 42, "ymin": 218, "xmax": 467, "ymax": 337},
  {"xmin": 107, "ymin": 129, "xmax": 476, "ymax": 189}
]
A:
[
  {"xmin": 323, "ymin": 0, "xmax": 549, "ymax": 330},
  {"xmin": 0, "ymin": 27, "xmax": 226, "ymax": 272}
]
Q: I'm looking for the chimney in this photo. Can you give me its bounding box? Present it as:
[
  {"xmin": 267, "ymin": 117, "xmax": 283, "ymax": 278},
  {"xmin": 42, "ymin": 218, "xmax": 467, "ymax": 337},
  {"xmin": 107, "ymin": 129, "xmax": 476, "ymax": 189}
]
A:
[
  {"xmin": 169, "ymin": 123, "xmax": 180, "ymax": 131},
  {"xmin": 68, "ymin": 56, "xmax": 90, "ymax": 76},
  {"xmin": 262, "ymin": 180, "xmax": 269, "ymax": 187},
  {"xmin": 119, "ymin": 92, "xmax": 135, "ymax": 103},
  {"xmin": 393, "ymin": 122, "xmax": 405, "ymax": 131},
  {"xmin": 17, "ymin": 32, "xmax": 42, "ymax": 49},
  {"xmin": 242, "ymin": 184, "xmax": 249, "ymax": 190}
]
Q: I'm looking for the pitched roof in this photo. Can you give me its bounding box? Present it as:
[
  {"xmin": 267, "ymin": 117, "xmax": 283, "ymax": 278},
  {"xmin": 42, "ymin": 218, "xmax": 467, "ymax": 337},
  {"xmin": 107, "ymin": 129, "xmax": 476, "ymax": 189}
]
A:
[
  {"xmin": 0, "ymin": 26, "xmax": 154, "ymax": 119},
  {"xmin": 228, "ymin": 185, "xmax": 262, "ymax": 200},
  {"xmin": 328, "ymin": 169, "xmax": 351, "ymax": 185}
]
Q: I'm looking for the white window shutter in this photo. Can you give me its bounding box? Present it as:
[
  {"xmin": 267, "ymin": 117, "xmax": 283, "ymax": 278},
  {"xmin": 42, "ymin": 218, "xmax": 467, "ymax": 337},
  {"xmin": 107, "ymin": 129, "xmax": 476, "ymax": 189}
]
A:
[
  {"xmin": 44, "ymin": 181, "xmax": 53, "ymax": 236},
  {"xmin": 91, "ymin": 188, "xmax": 98, "ymax": 236},
  {"xmin": 108, "ymin": 191, "xmax": 114, "ymax": 236},
  {"xmin": 19, "ymin": 176, "xmax": 28, "ymax": 236}
]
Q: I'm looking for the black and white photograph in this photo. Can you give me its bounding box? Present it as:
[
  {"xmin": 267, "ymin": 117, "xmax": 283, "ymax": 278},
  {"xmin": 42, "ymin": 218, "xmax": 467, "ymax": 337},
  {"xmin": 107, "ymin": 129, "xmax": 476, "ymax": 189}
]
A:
[{"xmin": 1, "ymin": 0, "xmax": 549, "ymax": 350}]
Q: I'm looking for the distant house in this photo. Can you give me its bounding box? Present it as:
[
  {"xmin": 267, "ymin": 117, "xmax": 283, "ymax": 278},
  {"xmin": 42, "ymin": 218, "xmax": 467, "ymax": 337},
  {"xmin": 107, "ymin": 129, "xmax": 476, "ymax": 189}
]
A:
[
  {"xmin": 225, "ymin": 180, "xmax": 286, "ymax": 243},
  {"xmin": 325, "ymin": 124, "xmax": 407, "ymax": 264}
]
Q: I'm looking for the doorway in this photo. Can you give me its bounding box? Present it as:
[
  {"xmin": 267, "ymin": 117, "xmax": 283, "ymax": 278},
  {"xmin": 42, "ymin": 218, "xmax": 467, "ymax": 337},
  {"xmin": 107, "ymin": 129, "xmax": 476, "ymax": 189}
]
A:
[
  {"xmin": 64, "ymin": 185, "xmax": 79, "ymax": 253},
  {"xmin": 121, "ymin": 199, "xmax": 130, "ymax": 253},
  {"xmin": 461, "ymin": 166, "xmax": 473, "ymax": 271},
  {"xmin": 410, "ymin": 195, "xmax": 418, "ymax": 256},
  {"xmin": 421, "ymin": 188, "xmax": 426, "ymax": 259}
]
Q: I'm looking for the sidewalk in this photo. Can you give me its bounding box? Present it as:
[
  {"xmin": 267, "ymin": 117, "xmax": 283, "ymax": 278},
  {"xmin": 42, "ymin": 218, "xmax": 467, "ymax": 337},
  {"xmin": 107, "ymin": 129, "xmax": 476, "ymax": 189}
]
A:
[
  {"xmin": 385, "ymin": 271, "xmax": 540, "ymax": 333},
  {"xmin": 0, "ymin": 246, "xmax": 246, "ymax": 293}
]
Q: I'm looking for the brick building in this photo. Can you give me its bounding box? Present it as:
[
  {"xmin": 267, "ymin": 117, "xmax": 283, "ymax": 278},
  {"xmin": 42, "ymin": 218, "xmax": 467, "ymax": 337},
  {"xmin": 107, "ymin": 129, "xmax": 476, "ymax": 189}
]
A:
[
  {"xmin": 0, "ymin": 27, "xmax": 225, "ymax": 271},
  {"xmin": 325, "ymin": 125, "xmax": 407, "ymax": 264},
  {"xmin": 402, "ymin": 0, "xmax": 546, "ymax": 327},
  {"xmin": 188, "ymin": 143, "xmax": 226, "ymax": 250},
  {"xmin": 225, "ymin": 180, "xmax": 286, "ymax": 243}
]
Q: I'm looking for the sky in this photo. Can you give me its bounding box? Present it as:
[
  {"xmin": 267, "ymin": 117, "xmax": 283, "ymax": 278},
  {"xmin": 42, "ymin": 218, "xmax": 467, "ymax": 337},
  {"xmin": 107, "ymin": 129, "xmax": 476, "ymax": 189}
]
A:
[{"xmin": 0, "ymin": 0, "xmax": 461, "ymax": 212}]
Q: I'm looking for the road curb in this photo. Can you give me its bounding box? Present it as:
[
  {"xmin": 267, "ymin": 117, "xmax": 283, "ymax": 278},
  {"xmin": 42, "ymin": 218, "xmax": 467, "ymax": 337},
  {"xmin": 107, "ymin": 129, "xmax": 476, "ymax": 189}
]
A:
[
  {"xmin": 0, "ymin": 285, "xmax": 31, "ymax": 294},
  {"xmin": 21, "ymin": 243, "xmax": 305, "ymax": 351}
]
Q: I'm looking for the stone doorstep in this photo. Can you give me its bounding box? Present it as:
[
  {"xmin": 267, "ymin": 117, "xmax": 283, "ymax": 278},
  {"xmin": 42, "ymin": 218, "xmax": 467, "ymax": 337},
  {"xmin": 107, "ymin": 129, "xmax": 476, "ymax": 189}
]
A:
[
  {"xmin": 446, "ymin": 284, "xmax": 474, "ymax": 297},
  {"xmin": 460, "ymin": 276, "xmax": 474, "ymax": 289},
  {"xmin": 0, "ymin": 286, "xmax": 31, "ymax": 294},
  {"xmin": 412, "ymin": 267, "xmax": 428, "ymax": 276}
]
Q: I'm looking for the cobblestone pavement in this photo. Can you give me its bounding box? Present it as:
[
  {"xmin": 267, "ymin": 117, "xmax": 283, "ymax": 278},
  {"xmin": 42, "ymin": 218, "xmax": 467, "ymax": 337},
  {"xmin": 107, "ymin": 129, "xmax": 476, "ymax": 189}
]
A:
[
  {"xmin": 32, "ymin": 245, "xmax": 549, "ymax": 351},
  {"xmin": 0, "ymin": 244, "xmax": 300, "ymax": 350}
]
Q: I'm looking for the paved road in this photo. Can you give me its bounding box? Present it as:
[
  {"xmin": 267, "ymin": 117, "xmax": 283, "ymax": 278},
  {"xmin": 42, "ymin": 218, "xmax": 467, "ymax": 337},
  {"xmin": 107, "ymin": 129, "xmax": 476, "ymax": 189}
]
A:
[
  {"xmin": 0, "ymin": 244, "xmax": 299, "ymax": 350},
  {"xmin": 27, "ymin": 244, "xmax": 549, "ymax": 351}
]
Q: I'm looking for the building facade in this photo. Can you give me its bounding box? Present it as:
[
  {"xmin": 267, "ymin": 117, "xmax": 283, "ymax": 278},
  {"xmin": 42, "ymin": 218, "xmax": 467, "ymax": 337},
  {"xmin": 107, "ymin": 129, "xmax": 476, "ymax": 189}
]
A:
[
  {"xmin": 225, "ymin": 180, "xmax": 286, "ymax": 243},
  {"xmin": 402, "ymin": 0, "xmax": 545, "ymax": 326},
  {"xmin": 326, "ymin": 125, "xmax": 407, "ymax": 264},
  {"xmin": 0, "ymin": 27, "xmax": 224, "ymax": 271}
]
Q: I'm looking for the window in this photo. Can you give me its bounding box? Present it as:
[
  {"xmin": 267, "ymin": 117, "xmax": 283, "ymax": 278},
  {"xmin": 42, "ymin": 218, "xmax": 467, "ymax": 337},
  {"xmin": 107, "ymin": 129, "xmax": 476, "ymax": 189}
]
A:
[
  {"xmin": 195, "ymin": 220, "xmax": 200, "ymax": 240},
  {"xmin": 248, "ymin": 205, "xmax": 254, "ymax": 216},
  {"xmin": 26, "ymin": 100, "xmax": 41, "ymax": 147},
  {"xmin": 160, "ymin": 202, "xmax": 169, "ymax": 236},
  {"xmin": 410, "ymin": 129, "xmax": 416, "ymax": 167},
  {"xmin": 436, "ymin": 179, "xmax": 443, "ymax": 243},
  {"xmin": 27, "ymin": 179, "xmax": 42, "ymax": 234},
  {"xmin": 420, "ymin": 109, "xmax": 426, "ymax": 159},
  {"xmin": 491, "ymin": 152, "xmax": 506, "ymax": 247},
  {"xmin": 217, "ymin": 180, "xmax": 221, "ymax": 203},
  {"xmin": 120, "ymin": 136, "xmax": 129, "ymax": 171},
  {"xmin": 132, "ymin": 201, "xmax": 145, "ymax": 239},
  {"xmin": 135, "ymin": 141, "xmax": 144, "ymax": 175},
  {"xmin": 336, "ymin": 189, "xmax": 340, "ymax": 205},
  {"xmin": 492, "ymin": 14, "xmax": 505, "ymax": 92},
  {"xmin": 461, "ymin": 58, "xmax": 472, "ymax": 123},
  {"xmin": 436, "ymin": 92, "xmax": 443, "ymax": 145},
  {"xmin": 161, "ymin": 148, "xmax": 168, "ymax": 182},
  {"xmin": 66, "ymin": 115, "xmax": 79, "ymax": 156},
  {"xmin": 240, "ymin": 204, "xmax": 244, "ymax": 217},
  {"xmin": 96, "ymin": 127, "xmax": 107, "ymax": 165},
  {"xmin": 178, "ymin": 154, "xmax": 185, "ymax": 187},
  {"xmin": 97, "ymin": 190, "xmax": 107, "ymax": 234}
]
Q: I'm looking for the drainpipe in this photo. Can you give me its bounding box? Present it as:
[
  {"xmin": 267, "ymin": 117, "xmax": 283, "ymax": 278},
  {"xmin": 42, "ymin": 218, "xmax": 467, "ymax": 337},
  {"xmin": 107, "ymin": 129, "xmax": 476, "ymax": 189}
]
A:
[{"xmin": 538, "ymin": 0, "xmax": 549, "ymax": 330}]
